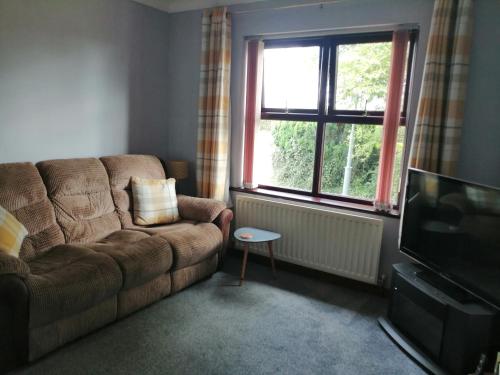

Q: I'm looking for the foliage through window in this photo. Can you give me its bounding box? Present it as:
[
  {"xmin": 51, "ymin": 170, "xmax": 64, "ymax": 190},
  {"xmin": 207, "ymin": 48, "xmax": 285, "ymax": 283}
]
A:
[{"xmin": 252, "ymin": 32, "xmax": 415, "ymax": 206}]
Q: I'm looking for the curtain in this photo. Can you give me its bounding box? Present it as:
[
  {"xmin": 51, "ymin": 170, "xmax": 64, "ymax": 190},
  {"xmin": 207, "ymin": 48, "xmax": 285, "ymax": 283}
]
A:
[
  {"xmin": 196, "ymin": 7, "xmax": 232, "ymax": 201},
  {"xmin": 410, "ymin": 0, "xmax": 473, "ymax": 175},
  {"xmin": 374, "ymin": 30, "xmax": 409, "ymax": 211},
  {"xmin": 242, "ymin": 39, "xmax": 264, "ymax": 189}
]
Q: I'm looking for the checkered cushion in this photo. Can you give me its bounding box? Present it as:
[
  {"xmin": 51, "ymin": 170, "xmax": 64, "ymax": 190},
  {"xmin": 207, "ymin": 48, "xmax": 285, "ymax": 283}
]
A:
[
  {"xmin": 0, "ymin": 205, "xmax": 28, "ymax": 258},
  {"xmin": 131, "ymin": 177, "xmax": 179, "ymax": 225}
]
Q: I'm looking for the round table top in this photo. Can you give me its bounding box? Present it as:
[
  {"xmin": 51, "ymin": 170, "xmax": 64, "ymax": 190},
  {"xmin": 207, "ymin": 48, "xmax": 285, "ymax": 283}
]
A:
[{"xmin": 234, "ymin": 227, "xmax": 281, "ymax": 243}]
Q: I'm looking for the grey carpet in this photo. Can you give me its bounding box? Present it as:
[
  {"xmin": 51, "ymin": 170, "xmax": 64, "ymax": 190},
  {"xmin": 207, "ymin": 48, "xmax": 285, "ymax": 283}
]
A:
[{"xmin": 12, "ymin": 256, "xmax": 424, "ymax": 375}]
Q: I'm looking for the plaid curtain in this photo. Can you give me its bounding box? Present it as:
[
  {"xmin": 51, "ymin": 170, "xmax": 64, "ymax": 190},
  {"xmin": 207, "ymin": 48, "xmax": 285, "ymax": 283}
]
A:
[
  {"xmin": 196, "ymin": 7, "xmax": 231, "ymax": 201},
  {"xmin": 410, "ymin": 0, "xmax": 473, "ymax": 175}
]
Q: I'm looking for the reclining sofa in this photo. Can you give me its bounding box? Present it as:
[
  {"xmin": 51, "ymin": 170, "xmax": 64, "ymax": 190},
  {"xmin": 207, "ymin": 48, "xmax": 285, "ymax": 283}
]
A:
[{"xmin": 0, "ymin": 154, "xmax": 233, "ymax": 372}]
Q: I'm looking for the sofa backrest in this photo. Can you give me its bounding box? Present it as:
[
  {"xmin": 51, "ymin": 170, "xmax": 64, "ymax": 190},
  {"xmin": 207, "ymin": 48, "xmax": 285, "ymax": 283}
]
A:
[
  {"xmin": 0, "ymin": 162, "xmax": 65, "ymax": 261},
  {"xmin": 100, "ymin": 155, "xmax": 166, "ymax": 228},
  {"xmin": 37, "ymin": 158, "xmax": 121, "ymax": 243}
]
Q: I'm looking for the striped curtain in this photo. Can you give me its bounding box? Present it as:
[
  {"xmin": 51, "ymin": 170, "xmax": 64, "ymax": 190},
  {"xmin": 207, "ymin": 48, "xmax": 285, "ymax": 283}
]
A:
[
  {"xmin": 410, "ymin": 0, "xmax": 473, "ymax": 175},
  {"xmin": 196, "ymin": 7, "xmax": 231, "ymax": 201}
]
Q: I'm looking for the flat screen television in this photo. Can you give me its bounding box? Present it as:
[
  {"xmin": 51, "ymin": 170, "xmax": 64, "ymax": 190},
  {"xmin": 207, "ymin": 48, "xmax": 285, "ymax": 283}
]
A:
[{"xmin": 400, "ymin": 168, "xmax": 500, "ymax": 309}]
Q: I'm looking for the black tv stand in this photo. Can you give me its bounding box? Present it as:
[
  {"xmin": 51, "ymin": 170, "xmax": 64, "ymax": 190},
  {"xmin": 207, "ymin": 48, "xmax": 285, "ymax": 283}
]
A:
[
  {"xmin": 379, "ymin": 263, "xmax": 500, "ymax": 375},
  {"xmin": 416, "ymin": 269, "xmax": 475, "ymax": 304}
]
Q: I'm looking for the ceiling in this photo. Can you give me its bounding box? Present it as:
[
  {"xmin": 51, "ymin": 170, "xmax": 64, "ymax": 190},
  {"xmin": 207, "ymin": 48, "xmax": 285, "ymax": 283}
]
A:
[{"xmin": 132, "ymin": 0, "xmax": 269, "ymax": 13}]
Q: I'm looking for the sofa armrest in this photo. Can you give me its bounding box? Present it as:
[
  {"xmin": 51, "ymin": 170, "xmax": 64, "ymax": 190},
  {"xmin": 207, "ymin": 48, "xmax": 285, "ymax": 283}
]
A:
[
  {"xmin": 0, "ymin": 253, "xmax": 30, "ymax": 278},
  {"xmin": 213, "ymin": 208, "xmax": 234, "ymax": 266},
  {"xmin": 0, "ymin": 274, "xmax": 29, "ymax": 372},
  {"xmin": 177, "ymin": 195, "xmax": 226, "ymax": 223}
]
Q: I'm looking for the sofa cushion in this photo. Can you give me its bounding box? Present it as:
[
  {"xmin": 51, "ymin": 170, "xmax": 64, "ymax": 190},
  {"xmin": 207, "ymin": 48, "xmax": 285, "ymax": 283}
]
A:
[
  {"xmin": 37, "ymin": 158, "xmax": 121, "ymax": 243},
  {"xmin": 130, "ymin": 220, "xmax": 197, "ymax": 235},
  {"xmin": 26, "ymin": 245, "xmax": 122, "ymax": 328},
  {"xmin": 100, "ymin": 155, "xmax": 166, "ymax": 229},
  {"xmin": 0, "ymin": 162, "xmax": 65, "ymax": 261},
  {"xmin": 87, "ymin": 230, "xmax": 173, "ymax": 289},
  {"xmin": 157, "ymin": 223, "xmax": 222, "ymax": 270}
]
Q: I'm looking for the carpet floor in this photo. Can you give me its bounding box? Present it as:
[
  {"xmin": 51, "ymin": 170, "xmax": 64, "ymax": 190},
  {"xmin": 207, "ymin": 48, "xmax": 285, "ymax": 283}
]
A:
[{"xmin": 12, "ymin": 256, "xmax": 424, "ymax": 375}]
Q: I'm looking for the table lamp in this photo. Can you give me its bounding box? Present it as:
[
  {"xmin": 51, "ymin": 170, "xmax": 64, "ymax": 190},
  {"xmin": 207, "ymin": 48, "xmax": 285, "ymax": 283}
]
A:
[{"xmin": 167, "ymin": 160, "xmax": 189, "ymax": 181}]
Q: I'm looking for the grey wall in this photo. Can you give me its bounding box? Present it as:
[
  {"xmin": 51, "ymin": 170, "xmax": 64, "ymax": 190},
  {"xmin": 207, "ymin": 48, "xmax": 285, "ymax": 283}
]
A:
[
  {"xmin": 164, "ymin": 0, "xmax": 500, "ymax": 286},
  {"xmin": 165, "ymin": 0, "xmax": 435, "ymax": 285},
  {"xmin": 1, "ymin": 0, "xmax": 498, "ymax": 285},
  {"xmin": 164, "ymin": 10, "xmax": 203, "ymax": 195},
  {"xmin": 457, "ymin": 0, "xmax": 500, "ymax": 188},
  {"xmin": 0, "ymin": 0, "xmax": 170, "ymax": 163}
]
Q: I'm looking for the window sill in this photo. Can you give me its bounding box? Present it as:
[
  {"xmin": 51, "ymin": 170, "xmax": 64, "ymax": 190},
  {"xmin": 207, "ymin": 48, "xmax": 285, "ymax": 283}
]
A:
[{"xmin": 230, "ymin": 187, "xmax": 401, "ymax": 219}]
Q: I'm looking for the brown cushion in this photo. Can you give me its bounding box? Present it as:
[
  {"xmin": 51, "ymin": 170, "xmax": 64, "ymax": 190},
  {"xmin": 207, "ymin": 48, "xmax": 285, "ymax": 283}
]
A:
[
  {"xmin": 157, "ymin": 223, "xmax": 222, "ymax": 270},
  {"xmin": 177, "ymin": 195, "xmax": 226, "ymax": 223},
  {"xmin": 100, "ymin": 155, "xmax": 166, "ymax": 229},
  {"xmin": 0, "ymin": 162, "xmax": 65, "ymax": 261},
  {"xmin": 26, "ymin": 245, "xmax": 122, "ymax": 328},
  {"xmin": 87, "ymin": 230, "xmax": 173, "ymax": 289},
  {"xmin": 37, "ymin": 158, "xmax": 121, "ymax": 243}
]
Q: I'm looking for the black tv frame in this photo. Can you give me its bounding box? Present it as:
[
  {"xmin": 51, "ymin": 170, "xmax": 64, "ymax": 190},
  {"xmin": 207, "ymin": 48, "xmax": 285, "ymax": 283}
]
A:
[{"xmin": 399, "ymin": 168, "xmax": 500, "ymax": 311}]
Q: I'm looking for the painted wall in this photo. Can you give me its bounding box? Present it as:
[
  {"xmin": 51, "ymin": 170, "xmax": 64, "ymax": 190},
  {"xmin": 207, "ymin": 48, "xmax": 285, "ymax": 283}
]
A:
[
  {"xmin": 164, "ymin": 0, "xmax": 500, "ymax": 286},
  {"xmin": 164, "ymin": 0, "xmax": 437, "ymax": 191},
  {"xmin": 165, "ymin": 0, "xmax": 434, "ymax": 285},
  {"xmin": 165, "ymin": 10, "xmax": 203, "ymax": 195},
  {"xmin": 1, "ymin": 0, "xmax": 497, "ymax": 286},
  {"xmin": 0, "ymin": 0, "xmax": 170, "ymax": 163}
]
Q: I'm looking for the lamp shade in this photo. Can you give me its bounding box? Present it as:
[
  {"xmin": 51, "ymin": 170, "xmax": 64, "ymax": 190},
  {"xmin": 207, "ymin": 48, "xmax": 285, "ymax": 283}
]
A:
[{"xmin": 167, "ymin": 160, "xmax": 189, "ymax": 180}]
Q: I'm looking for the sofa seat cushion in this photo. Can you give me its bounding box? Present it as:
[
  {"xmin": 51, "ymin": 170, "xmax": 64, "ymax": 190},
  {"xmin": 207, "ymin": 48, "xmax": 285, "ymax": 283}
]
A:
[
  {"xmin": 26, "ymin": 245, "xmax": 122, "ymax": 328},
  {"xmin": 87, "ymin": 230, "xmax": 173, "ymax": 289},
  {"xmin": 154, "ymin": 223, "xmax": 223, "ymax": 270},
  {"xmin": 127, "ymin": 220, "xmax": 197, "ymax": 235}
]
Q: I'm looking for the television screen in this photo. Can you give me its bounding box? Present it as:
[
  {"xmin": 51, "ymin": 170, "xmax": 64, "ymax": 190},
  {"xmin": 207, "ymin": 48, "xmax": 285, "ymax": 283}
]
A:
[{"xmin": 401, "ymin": 169, "xmax": 500, "ymax": 308}]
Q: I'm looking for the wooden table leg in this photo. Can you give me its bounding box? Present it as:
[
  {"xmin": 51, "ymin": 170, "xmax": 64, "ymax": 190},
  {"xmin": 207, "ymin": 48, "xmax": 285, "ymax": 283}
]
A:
[
  {"xmin": 240, "ymin": 243, "xmax": 249, "ymax": 286},
  {"xmin": 267, "ymin": 241, "xmax": 277, "ymax": 279}
]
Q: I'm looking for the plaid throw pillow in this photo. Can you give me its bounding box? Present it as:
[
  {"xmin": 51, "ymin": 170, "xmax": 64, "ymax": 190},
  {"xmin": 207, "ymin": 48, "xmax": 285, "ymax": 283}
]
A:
[
  {"xmin": 0, "ymin": 205, "xmax": 28, "ymax": 258},
  {"xmin": 131, "ymin": 177, "xmax": 180, "ymax": 225}
]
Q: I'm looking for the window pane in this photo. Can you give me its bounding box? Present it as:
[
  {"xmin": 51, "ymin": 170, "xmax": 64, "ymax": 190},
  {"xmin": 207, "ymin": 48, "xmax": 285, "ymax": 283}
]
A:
[
  {"xmin": 321, "ymin": 123, "xmax": 381, "ymax": 200},
  {"xmin": 254, "ymin": 120, "xmax": 316, "ymax": 191},
  {"xmin": 334, "ymin": 42, "xmax": 392, "ymax": 111},
  {"xmin": 263, "ymin": 46, "xmax": 320, "ymax": 110}
]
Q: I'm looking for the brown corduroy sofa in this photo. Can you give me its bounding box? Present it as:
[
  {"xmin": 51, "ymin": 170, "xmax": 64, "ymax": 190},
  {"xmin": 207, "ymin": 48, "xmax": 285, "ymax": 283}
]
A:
[{"xmin": 0, "ymin": 154, "xmax": 233, "ymax": 372}]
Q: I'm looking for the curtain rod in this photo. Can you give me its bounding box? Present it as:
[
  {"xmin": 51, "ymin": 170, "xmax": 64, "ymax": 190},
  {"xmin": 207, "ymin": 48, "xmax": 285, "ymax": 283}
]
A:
[
  {"xmin": 243, "ymin": 23, "xmax": 420, "ymax": 40},
  {"xmin": 231, "ymin": 0, "xmax": 349, "ymax": 15}
]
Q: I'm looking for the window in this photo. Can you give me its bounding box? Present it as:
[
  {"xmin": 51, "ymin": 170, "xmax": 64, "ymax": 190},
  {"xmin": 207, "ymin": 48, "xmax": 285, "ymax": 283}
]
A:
[{"xmin": 247, "ymin": 31, "xmax": 415, "ymax": 208}]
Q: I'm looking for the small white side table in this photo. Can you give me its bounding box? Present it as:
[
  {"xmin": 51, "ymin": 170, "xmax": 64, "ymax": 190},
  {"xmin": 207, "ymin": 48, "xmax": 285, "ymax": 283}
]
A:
[{"xmin": 234, "ymin": 227, "xmax": 281, "ymax": 286}]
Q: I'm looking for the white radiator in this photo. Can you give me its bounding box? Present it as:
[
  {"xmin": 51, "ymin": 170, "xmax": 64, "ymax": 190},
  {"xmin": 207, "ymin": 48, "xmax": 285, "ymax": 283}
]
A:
[{"xmin": 235, "ymin": 195, "xmax": 383, "ymax": 285}]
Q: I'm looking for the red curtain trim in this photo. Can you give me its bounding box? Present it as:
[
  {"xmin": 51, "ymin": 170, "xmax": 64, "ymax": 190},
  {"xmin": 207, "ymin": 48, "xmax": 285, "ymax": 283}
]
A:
[
  {"xmin": 242, "ymin": 39, "xmax": 263, "ymax": 188},
  {"xmin": 374, "ymin": 30, "xmax": 410, "ymax": 210}
]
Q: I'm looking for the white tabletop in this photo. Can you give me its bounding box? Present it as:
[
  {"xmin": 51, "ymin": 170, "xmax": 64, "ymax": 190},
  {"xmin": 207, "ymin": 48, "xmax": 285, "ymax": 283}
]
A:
[{"xmin": 234, "ymin": 227, "xmax": 281, "ymax": 243}]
